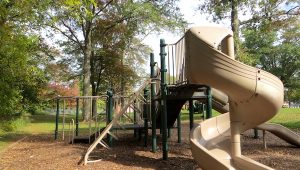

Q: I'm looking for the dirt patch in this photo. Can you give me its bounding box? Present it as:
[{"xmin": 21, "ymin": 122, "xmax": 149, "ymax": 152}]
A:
[{"xmin": 0, "ymin": 123, "xmax": 299, "ymax": 170}]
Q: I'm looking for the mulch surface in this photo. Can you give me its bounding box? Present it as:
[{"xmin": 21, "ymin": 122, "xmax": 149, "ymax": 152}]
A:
[{"xmin": 0, "ymin": 122, "xmax": 299, "ymax": 170}]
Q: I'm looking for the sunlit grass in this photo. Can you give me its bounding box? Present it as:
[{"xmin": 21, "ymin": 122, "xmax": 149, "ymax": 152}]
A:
[
  {"xmin": 270, "ymin": 108, "xmax": 300, "ymax": 130},
  {"xmin": 180, "ymin": 109, "xmax": 220, "ymax": 121},
  {"xmin": 0, "ymin": 113, "xmax": 107, "ymax": 153}
]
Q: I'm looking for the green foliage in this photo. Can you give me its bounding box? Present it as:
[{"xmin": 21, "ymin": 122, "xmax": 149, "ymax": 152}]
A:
[
  {"xmin": 198, "ymin": 0, "xmax": 300, "ymax": 101},
  {"xmin": 242, "ymin": 20, "xmax": 300, "ymax": 102},
  {"xmin": 0, "ymin": 116, "xmax": 30, "ymax": 132},
  {"xmin": 0, "ymin": 1, "xmax": 49, "ymax": 118},
  {"xmin": 39, "ymin": 0, "xmax": 186, "ymax": 100},
  {"xmin": 287, "ymin": 79, "xmax": 300, "ymax": 101},
  {"xmin": 0, "ymin": 29, "xmax": 42, "ymax": 117}
]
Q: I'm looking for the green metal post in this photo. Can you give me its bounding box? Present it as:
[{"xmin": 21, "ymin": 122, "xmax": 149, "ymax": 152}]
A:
[
  {"xmin": 189, "ymin": 100, "xmax": 194, "ymax": 130},
  {"xmin": 201, "ymin": 103, "xmax": 205, "ymax": 120},
  {"xmin": 177, "ymin": 112, "xmax": 181, "ymax": 143},
  {"xmin": 138, "ymin": 129, "xmax": 142, "ymax": 141},
  {"xmin": 254, "ymin": 129, "xmax": 259, "ymax": 139},
  {"xmin": 134, "ymin": 100, "xmax": 137, "ymax": 138},
  {"xmin": 55, "ymin": 98, "xmax": 60, "ymax": 140},
  {"xmin": 167, "ymin": 128, "xmax": 171, "ymax": 138},
  {"xmin": 206, "ymin": 87, "xmax": 212, "ymax": 119},
  {"xmin": 160, "ymin": 39, "xmax": 168, "ymax": 160},
  {"xmin": 150, "ymin": 53, "xmax": 157, "ymax": 152},
  {"xmin": 144, "ymin": 88, "xmax": 149, "ymax": 147},
  {"xmin": 107, "ymin": 90, "xmax": 113, "ymax": 147},
  {"xmin": 75, "ymin": 98, "xmax": 79, "ymax": 136}
]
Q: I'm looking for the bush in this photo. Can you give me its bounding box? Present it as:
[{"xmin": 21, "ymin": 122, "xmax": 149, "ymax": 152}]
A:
[{"xmin": 0, "ymin": 117, "xmax": 30, "ymax": 132}]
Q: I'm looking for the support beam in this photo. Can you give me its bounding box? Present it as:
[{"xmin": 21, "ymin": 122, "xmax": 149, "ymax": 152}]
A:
[
  {"xmin": 189, "ymin": 100, "xmax": 194, "ymax": 130},
  {"xmin": 150, "ymin": 53, "xmax": 157, "ymax": 152},
  {"xmin": 168, "ymin": 128, "xmax": 171, "ymax": 138},
  {"xmin": 107, "ymin": 90, "xmax": 113, "ymax": 147},
  {"xmin": 206, "ymin": 87, "xmax": 212, "ymax": 119},
  {"xmin": 144, "ymin": 88, "xmax": 149, "ymax": 147},
  {"xmin": 134, "ymin": 100, "xmax": 137, "ymax": 138},
  {"xmin": 254, "ymin": 129, "xmax": 259, "ymax": 139},
  {"xmin": 76, "ymin": 98, "xmax": 79, "ymax": 136},
  {"xmin": 55, "ymin": 98, "xmax": 60, "ymax": 140},
  {"xmin": 177, "ymin": 112, "xmax": 182, "ymax": 143},
  {"xmin": 160, "ymin": 39, "xmax": 168, "ymax": 160}
]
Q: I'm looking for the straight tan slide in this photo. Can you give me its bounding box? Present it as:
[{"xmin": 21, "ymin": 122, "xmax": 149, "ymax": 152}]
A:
[{"xmin": 185, "ymin": 26, "xmax": 284, "ymax": 170}]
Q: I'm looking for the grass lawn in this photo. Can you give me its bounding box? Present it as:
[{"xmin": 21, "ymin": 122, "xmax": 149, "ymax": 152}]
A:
[
  {"xmin": 270, "ymin": 108, "xmax": 300, "ymax": 130},
  {"xmin": 0, "ymin": 113, "xmax": 105, "ymax": 153}
]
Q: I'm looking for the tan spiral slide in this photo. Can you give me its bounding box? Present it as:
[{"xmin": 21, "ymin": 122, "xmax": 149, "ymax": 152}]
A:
[{"xmin": 185, "ymin": 26, "xmax": 284, "ymax": 169}]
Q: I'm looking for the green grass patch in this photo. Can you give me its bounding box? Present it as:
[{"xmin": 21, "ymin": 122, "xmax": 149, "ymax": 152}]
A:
[
  {"xmin": 21, "ymin": 114, "xmax": 106, "ymax": 135},
  {"xmin": 0, "ymin": 116, "xmax": 31, "ymax": 152},
  {"xmin": 270, "ymin": 108, "xmax": 300, "ymax": 130},
  {"xmin": 0, "ymin": 113, "xmax": 107, "ymax": 153},
  {"xmin": 0, "ymin": 116, "xmax": 30, "ymax": 132},
  {"xmin": 180, "ymin": 109, "xmax": 220, "ymax": 121}
]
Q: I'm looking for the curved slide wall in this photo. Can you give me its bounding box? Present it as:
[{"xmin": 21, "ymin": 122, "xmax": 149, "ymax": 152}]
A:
[
  {"xmin": 185, "ymin": 26, "xmax": 284, "ymax": 169},
  {"xmin": 211, "ymin": 89, "xmax": 300, "ymax": 147},
  {"xmin": 256, "ymin": 123, "xmax": 300, "ymax": 147}
]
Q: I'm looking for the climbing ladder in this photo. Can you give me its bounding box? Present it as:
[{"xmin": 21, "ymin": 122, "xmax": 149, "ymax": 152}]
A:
[{"xmin": 83, "ymin": 78, "xmax": 151, "ymax": 165}]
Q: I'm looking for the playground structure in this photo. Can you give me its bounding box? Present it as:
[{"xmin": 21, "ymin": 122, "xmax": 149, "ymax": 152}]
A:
[
  {"xmin": 54, "ymin": 26, "xmax": 300, "ymax": 169},
  {"xmin": 54, "ymin": 96, "xmax": 108, "ymax": 143}
]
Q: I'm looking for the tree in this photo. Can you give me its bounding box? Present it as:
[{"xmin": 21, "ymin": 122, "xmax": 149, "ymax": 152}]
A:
[
  {"xmin": 40, "ymin": 0, "xmax": 186, "ymax": 121},
  {"xmin": 198, "ymin": 0, "xmax": 250, "ymax": 58},
  {"xmin": 243, "ymin": 23, "xmax": 300, "ymax": 100},
  {"xmin": 0, "ymin": 0, "xmax": 49, "ymax": 118},
  {"xmin": 198, "ymin": 0, "xmax": 299, "ymax": 60},
  {"xmin": 198, "ymin": 0, "xmax": 300, "ymax": 102},
  {"xmin": 242, "ymin": 3, "xmax": 300, "ymax": 101}
]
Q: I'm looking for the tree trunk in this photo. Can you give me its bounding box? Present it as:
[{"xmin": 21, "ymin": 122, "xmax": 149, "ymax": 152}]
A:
[
  {"xmin": 231, "ymin": 0, "xmax": 240, "ymax": 59},
  {"xmin": 82, "ymin": 22, "xmax": 92, "ymax": 121}
]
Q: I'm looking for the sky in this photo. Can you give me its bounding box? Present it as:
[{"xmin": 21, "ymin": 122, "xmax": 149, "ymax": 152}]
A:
[{"xmin": 141, "ymin": 0, "xmax": 230, "ymax": 67}]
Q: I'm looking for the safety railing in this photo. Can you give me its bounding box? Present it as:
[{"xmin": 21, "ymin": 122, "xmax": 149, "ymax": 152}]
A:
[
  {"xmin": 54, "ymin": 95, "xmax": 108, "ymax": 141},
  {"xmin": 166, "ymin": 36, "xmax": 186, "ymax": 86}
]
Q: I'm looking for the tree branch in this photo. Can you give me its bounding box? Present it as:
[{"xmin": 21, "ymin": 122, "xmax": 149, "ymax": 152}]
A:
[
  {"xmin": 99, "ymin": 15, "xmax": 133, "ymax": 35},
  {"xmin": 240, "ymin": 7, "xmax": 299, "ymax": 26},
  {"xmin": 285, "ymin": 6, "xmax": 300, "ymax": 15},
  {"xmin": 60, "ymin": 20, "xmax": 84, "ymax": 51},
  {"xmin": 46, "ymin": 23, "xmax": 84, "ymax": 52},
  {"xmin": 94, "ymin": 0, "xmax": 114, "ymax": 18}
]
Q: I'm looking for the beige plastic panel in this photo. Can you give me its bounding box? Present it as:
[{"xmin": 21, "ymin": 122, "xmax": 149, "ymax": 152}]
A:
[
  {"xmin": 186, "ymin": 26, "xmax": 284, "ymax": 170},
  {"xmin": 212, "ymin": 88, "xmax": 228, "ymax": 105},
  {"xmin": 211, "ymin": 80, "xmax": 299, "ymax": 147},
  {"xmin": 256, "ymin": 123, "xmax": 300, "ymax": 146}
]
